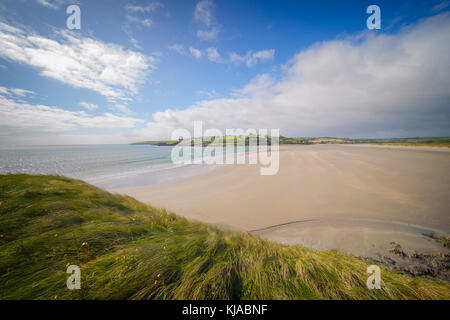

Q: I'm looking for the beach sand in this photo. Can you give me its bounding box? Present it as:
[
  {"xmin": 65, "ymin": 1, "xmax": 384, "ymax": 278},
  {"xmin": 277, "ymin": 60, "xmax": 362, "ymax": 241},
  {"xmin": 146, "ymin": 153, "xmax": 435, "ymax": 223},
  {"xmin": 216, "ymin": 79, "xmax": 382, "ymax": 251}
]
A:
[{"xmin": 114, "ymin": 144, "xmax": 450, "ymax": 275}]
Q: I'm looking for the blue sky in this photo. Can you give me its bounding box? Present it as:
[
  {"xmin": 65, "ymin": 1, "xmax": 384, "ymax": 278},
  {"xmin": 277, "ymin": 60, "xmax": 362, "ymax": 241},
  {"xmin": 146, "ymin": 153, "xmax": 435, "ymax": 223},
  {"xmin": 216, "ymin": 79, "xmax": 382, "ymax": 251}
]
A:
[{"xmin": 0, "ymin": 0, "xmax": 449, "ymax": 145}]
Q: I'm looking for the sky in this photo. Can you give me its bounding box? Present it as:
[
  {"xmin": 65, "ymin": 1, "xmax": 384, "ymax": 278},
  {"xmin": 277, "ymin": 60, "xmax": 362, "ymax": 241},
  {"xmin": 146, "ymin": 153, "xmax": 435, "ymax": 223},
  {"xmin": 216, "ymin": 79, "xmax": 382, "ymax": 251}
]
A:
[{"xmin": 0, "ymin": 0, "xmax": 449, "ymax": 145}]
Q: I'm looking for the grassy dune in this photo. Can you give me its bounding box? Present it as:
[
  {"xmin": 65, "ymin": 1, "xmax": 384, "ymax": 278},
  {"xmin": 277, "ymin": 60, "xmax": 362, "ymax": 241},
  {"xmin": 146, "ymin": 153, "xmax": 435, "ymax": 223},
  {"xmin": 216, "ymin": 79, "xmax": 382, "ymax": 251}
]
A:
[{"xmin": 0, "ymin": 174, "xmax": 448, "ymax": 300}]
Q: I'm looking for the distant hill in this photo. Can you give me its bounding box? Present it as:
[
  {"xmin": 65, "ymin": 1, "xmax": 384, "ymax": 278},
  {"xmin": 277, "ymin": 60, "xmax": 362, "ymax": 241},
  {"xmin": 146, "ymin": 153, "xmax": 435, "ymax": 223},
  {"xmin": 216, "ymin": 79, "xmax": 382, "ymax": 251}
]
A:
[{"xmin": 131, "ymin": 136, "xmax": 450, "ymax": 147}]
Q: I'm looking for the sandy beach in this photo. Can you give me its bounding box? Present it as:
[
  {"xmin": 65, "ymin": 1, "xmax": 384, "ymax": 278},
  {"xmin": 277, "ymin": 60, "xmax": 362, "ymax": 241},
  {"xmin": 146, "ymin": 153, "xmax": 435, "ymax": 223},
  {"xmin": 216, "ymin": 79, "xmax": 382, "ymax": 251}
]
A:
[{"xmin": 114, "ymin": 144, "xmax": 450, "ymax": 273}]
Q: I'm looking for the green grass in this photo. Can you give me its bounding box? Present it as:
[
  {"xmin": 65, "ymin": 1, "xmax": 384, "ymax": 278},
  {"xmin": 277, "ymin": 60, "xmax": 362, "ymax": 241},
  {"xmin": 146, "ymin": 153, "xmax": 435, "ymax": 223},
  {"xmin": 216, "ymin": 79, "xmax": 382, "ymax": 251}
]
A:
[
  {"xmin": 375, "ymin": 142, "xmax": 450, "ymax": 148},
  {"xmin": 0, "ymin": 174, "xmax": 448, "ymax": 300},
  {"xmin": 130, "ymin": 140, "xmax": 179, "ymax": 146},
  {"xmin": 132, "ymin": 136, "xmax": 450, "ymax": 147}
]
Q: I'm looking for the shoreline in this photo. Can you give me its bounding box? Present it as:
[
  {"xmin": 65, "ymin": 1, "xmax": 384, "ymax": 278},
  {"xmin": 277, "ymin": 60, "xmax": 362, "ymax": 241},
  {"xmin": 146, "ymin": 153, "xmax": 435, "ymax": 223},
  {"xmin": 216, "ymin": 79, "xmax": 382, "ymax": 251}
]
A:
[
  {"xmin": 98, "ymin": 162, "xmax": 222, "ymax": 190},
  {"xmin": 104, "ymin": 143, "xmax": 450, "ymax": 190},
  {"xmin": 113, "ymin": 144, "xmax": 450, "ymax": 277}
]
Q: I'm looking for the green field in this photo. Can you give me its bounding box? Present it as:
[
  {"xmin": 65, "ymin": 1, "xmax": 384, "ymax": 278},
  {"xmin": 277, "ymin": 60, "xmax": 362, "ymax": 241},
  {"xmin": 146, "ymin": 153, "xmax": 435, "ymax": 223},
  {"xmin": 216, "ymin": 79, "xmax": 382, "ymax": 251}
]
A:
[
  {"xmin": 375, "ymin": 142, "xmax": 450, "ymax": 148},
  {"xmin": 0, "ymin": 175, "xmax": 448, "ymax": 300},
  {"xmin": 131, "ymin": 136, "xmax": 450, "ymax": 147},
  {"xmin": 131, "ymin": 140, "xmax": 180, "ymax": 146}
]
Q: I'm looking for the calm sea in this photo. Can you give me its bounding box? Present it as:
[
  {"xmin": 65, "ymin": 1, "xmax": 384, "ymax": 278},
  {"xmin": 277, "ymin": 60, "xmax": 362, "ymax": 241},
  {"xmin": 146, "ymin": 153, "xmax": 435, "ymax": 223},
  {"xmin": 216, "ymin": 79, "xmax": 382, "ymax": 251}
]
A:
[{"xmin": 0, "ymin": 144, "xmax": 223, "ymax": 189}]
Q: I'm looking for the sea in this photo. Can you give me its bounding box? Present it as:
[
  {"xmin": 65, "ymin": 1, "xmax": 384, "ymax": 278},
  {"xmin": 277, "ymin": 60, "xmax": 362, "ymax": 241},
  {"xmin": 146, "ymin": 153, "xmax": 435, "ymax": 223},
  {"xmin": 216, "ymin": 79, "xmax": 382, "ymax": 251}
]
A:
[{"xmin": 0, "ymin": 144, "xmax": 231, "ymax": 189}]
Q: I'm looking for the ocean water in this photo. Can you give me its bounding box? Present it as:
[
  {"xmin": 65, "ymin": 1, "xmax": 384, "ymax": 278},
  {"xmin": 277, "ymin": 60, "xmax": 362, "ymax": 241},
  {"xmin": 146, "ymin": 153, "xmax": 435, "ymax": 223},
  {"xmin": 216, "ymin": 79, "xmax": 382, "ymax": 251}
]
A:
[
  {"xmin": 0, "ymin": 144, "xmax": 252, "ymax": 189},
  {"xmin": 0, "ymin": 144, "xmax": 219, "ymax": 189}
]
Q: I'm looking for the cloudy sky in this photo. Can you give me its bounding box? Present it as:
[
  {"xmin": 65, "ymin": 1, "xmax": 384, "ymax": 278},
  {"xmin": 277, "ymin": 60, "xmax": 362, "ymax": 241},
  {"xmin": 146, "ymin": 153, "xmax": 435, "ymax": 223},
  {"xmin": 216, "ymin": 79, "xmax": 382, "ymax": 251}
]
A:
[{"xmin": 0, "ymin": 0, "xmax": 449, "ymax": 145}]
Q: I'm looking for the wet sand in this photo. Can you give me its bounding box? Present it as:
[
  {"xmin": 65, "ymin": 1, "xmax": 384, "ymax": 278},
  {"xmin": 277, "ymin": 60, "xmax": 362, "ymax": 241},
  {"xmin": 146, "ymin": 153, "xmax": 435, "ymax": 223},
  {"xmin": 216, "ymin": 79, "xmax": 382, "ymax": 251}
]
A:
[{"xmin": 114, "ymin": 144, "xmax": 450, "ymax": 274}]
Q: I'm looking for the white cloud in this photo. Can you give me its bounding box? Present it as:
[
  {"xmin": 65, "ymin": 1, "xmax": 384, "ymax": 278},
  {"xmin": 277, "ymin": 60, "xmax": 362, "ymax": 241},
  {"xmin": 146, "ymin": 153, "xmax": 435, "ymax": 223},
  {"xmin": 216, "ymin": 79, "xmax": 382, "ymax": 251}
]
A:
[
  {"xmin": 0, "ymin": 92, "xmax": 144, "ymax": 135},
  {"xmin": 197, "ymin": 27, "xmax": 219, "ymax": 41},
  {"xmin": 232, "ymin": 74, "xmax": 274, "ymax": 97},
  {"xmin": 252, "ymin": 49, "xmax": 275, "ymax": 61},
  {"xmin": 127, "ymin": 16, "xmax": 153, "ymax": 27},
  {"xmin": 194, "ymin": 0, "xmax": 220, "ymax": 40},
  {"xmin": 194, "ymin": 0, "xmax": 214, "ymax": 26},
  {"xmin": 36, "ymin": 0, "xmax": 75, "ymax": 9},
  {"xmin": 125, "ymin": 3, "xmax": 163, "ymax": 13},
  {"xmin": 247, "ymin": 49, "xmax": 275, "ymax": 67},
  {"xmin": 228, "ymin": 52, "xmax": 247, "ymax": 64},
  {"xmin": 114, "ymin": 104, "xmax": 133, "ymax": 114},
  {"xmin": 196, "ymin": 90, "xmax": 220, "ymax": 99},
  {"xmin": 0, "ymin": 21, "xmax": 155, "ymax": 102},
  {"xmin": 37, "ymin": 0, "xmax": 56, "ymax": 8},
  {"xmin": 432, "ymin": 1, "xmax": 449, "ymax": 12},
  {"xmin": 189, "ymin": 46, "xmax": 202, "ymax": 58},
  {"xmin": 129, "ymin": 37, "xmax": 142, "ymax": 50},
  {"xmin": 168, "ymin": 43, "xmax": 187, "ymax": 55},
  {"xmin": 79, "ymin": 102, "xmax": 99, "ymax": 111},
  {"xmin": 170, "ymin": 44, "xmax": 204, "ymax": 60},
  {"xmin": 0, "ymin": 86, "xmax": 35, "ymax": 97},
  {"xmin": 125, "ymin": 2, "xmax": 163, "ymax": 27},
  {"xmin": 229, "ymin": 49, "xmax": 275, "ymax": 67},
  {"xmin": 136, "ymin": 13, "xmax": 450, "ymax": 140},
  {"xmin": 206, "ymin": 47, "xmax": 221, "ymax": 62}
]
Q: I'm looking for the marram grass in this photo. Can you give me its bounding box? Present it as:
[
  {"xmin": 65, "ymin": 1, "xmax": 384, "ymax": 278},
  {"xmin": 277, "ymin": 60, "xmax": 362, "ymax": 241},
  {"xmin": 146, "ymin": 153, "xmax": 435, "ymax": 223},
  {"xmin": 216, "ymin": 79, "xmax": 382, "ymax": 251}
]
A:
[{"xmin": 0, "ymin": 174, "xmax": 448, "ymax": 300}]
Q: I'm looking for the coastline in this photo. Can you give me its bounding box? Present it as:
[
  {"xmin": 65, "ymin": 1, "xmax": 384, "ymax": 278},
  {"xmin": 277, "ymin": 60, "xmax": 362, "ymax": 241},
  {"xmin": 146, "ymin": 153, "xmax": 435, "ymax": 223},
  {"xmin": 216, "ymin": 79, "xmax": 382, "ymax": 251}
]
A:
[
  {"xmin": 98, "ymin": 162, "xmax": 222, "ymax": 190},
  {"xmin": 113, "ymin": 144, "xmax": 450, "ymax": 277}
]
